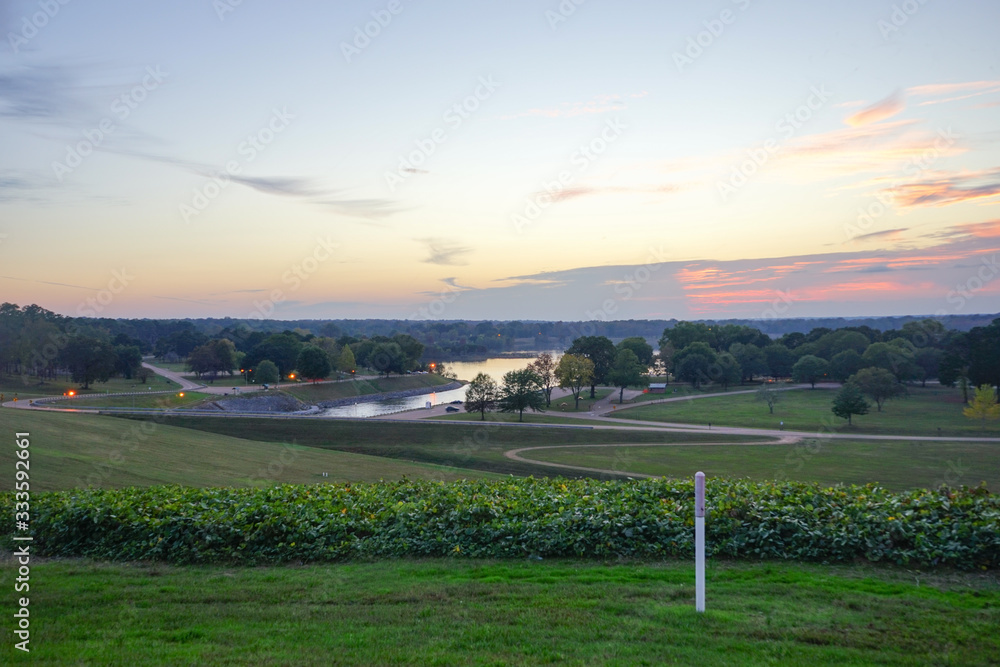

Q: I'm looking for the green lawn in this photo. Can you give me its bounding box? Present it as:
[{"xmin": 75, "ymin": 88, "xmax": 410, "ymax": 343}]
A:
[
  {"xmin": 282, "ymin": 373, "xmax": 456, "ymax": 403},
  {"xmin": 551, "ymin": 387, "xmax": 614, "ymax": 412},
  {"xmin": 2, "ymin": 558, "xmax": 996, "ymax": 666},
  {"xmin": 518, "ymin": 438, "xmax": 1000, "ymax": 491},
  {"xmin": 53, "ymin": 391, "xmax": 211, "ymax": 409},
  {"xmin": 432, "ymin": 411, "xmax": 614, "ymax": 426},
  {"xmin": 149, "ymin": 359, "xmax": 189, "ymax": 372},
  {"xmin": 0, "ymin": 409, "xmax": 492, "ymax": 491},
  {"xmin": 613, "ymin": 385, "xmax": 999, "ymax": 436},
  {"xmin": 0, "ymin": 373, "xmax": 178, "ymax": 399},
  {"xmin": 120, "ymin": 415, "xmax": 769, "ymax": 478}
]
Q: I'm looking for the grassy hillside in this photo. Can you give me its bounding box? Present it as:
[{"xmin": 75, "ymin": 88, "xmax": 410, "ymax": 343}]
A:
[
  {"xmin": 120, "ymin": 415, "xmax": 768, "ymax": 477},
  {"xmin": 0, "ymin": 373, "xmax": 179, "ymax": 399},
  {"xmin": 614, "ymin": 385, "xmax": 999, "ymax": 436},
  {"xmin": 518, "ymin": 439, "xmax": 1000, "ymax": 491},
  {"xmin": 0, "ymin": 409, "xmax": 492, "ymax": 491},
  {"xmin": 2, "ymin": 558, "xmax": 996, "ymax": 666}
]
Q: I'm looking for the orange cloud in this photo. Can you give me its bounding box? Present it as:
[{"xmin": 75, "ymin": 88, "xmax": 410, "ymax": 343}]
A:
[{"xmin": 844, "ymin": 91, "xmax": 905, "ymax": 127}]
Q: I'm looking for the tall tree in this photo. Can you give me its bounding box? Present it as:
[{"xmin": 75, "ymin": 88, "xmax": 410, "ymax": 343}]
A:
[
  {"xmin": 829, "ymin": 350, "xmax": 865, "ymax": 383},
  {"xmin": 608, "ymin": 348, "xmax": 648, "ymax": 403},
  {"xmin": 831, "ymin": 382, "xmax": 870, "ymax": 425},
  {"xmin": 296, "ymin": 345, "xmax": 332, "ymax": 382},
  {"xmin": 963, "ymin": 384, "xmax": 1000, "ymax": 429},
  {"xmin": 672, "ymin": 342, "xmax": 717, "ymax": 388},
  {"xmin": 850, "ymin": 367, "xmax": 905, "ymax": 412},
  {"xmin": 369, "ymin": 341, "xmax": 406, "ymax": 377},
  {"xmin": 529, "ymin": 352, "xmax": 557, "ymax": 406},
  {"xmin": 114, "ymin": 344, "xmax": 142, "ymax": 380},
  {"xmin": 254, "ymin": 360, "xmax": 279, "ymax": 385},
  {"xmin": 617, "ymin": 337, "xmax": 654, "ymax": 368},
  {"xmin": 763, "ymin": 344, "xmax": 795, "ymax": 378},
  {"xmin": 729, "ymin": 343, "xmax": 768, "ymax": 382},
  {"xmin": 714, "ymin": 352, "xmax": 742, "ymax": 391},
  {"xmin": 498, "ymin": 368, "xmax": 545, "ymax": 422},
  {"xmin": 337, "ymin": 345, "xmax": 356, "ymax": 374},
  {"xmin": 567, "ymin": 336, "xmax": 615, "ymax": 398},
  {"xmin": 755, "ymin": 383, "xmax": 780, "ymax": 414},
  {"xmin": 555, "ymin": 354, "xmax": 594, "ymax": 410},
  {"xmin": 792, "ymin": 355, "xmax": 829, "ymax": 389},
  {"xmin": 464, "ymin": 372, "xmax": 499, "ymax": 420},
  {"xmin": 59, "ymin": 335, "xmax": 117, "ymax": 389}
]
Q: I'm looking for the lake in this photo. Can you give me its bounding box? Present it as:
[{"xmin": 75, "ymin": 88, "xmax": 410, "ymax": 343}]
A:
[{"xmin": 319, "ymin": 353, "xmax": 562, "ymax": 418}]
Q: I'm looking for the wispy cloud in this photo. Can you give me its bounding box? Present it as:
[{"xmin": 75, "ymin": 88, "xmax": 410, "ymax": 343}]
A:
[
  {"xmin": 848, "ymin": 228, "xmax": 909, "ymax": 243},
  {"xmin": 417, "ymin": 238, "xmax": 472, "ymax": 266},
  {"xmin": 907, "ymin": 80, "xmax": 1000, "ymax": 106},
  {"xmin": 892, "ymin": 169, "xmax": 1000, "ymax": 208},
  {"xmin": 844, "ymin": 91, "xmax": 905, "ymax": 127},
  {"xmin": 502, "ymin": 92, "xmax": 647, "ymax": 120}
]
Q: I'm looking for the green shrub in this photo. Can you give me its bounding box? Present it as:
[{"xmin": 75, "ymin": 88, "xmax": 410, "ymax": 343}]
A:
[{"xmin": 3, "ymin": 478, "xmax": 997, "ymax": 569}]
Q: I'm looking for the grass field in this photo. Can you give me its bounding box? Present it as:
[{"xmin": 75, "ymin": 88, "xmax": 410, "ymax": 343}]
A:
[
  {"xmin": 54, "ymin": 391, "xmax": 210, "ymax": 409},
  {"xmin": 2, "ymin": 558, "xmax": 996, "ymax": 666},
  {"xmin": 0, "ymin": 373, "xmax": 179, "ymax": 399},
  {"xmin": 517, "ymin": 439, "xmax": 1000, "ymax": 491},
  {"xmin": 613, "ymin": 385, "xmax": 999, "ymax": 436},
  {"xmin": 119, "ymin": 415, "xmax": 768, "ymax": 478},
  {"xmin": 0, "ymin": 410, "xmax": 492, "ymax": 491},
  {"xmin": 281, "ymin": 373, "xmax": 455, "ymax": 403},
  {"xmin": 432, "ymin": 411, "xmax": 614, "ymax": 426},
  {"xmin": 149, "ymin": 360, "xmax": 189, "ymax": 372}
]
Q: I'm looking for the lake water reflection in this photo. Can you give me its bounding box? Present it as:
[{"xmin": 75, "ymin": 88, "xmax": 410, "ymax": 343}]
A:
[{"xmin": 319, "ymin": 353, "xmax": 561, "ymax": 418}]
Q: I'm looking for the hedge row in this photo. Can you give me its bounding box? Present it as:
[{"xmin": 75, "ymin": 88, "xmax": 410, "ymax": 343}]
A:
[{"xmin": 3, "ymin": 478, "xmax": 998, "ymax": 569}]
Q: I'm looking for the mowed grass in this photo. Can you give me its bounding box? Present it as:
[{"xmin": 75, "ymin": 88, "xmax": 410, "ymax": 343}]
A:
[
  {"xmin": 0, "ymin": 409, "xmax": 492, "ymax": 491},
  {"xmin": 518, "ymin": 439, "xmax": 1000, "ymax": 491},
  {"xmin": 122, "ymin": 415, "xmax": 769, "ymax": 478},
  {"xmin": 550, "ymin": 387, "xmax": 614, "ymax": 412},
  {"xmin": 0, "ymin": 373, "xmax": 179, "ymax": 399},
  {"xmin": 282, "ymin": 373, "xmax": 456, "ymax": 403},
  {"xmin": 614, "ymin": 385, "xmax": 999, "ymax": 436},
  {"xmin": 431, "ymin": 411, "xmax": 614, "ymax": 426},
  {"xmin": 55, "ymin": 391, "xmax": 210, "ymax": 409},
  {"xmin": 2, "ymin": 558, "xmax": 997, "ymax": 666}
]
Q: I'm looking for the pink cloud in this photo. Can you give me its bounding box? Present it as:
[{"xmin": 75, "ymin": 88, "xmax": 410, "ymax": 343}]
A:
[{"xmin": 844, "ymin": 91, "xmax": 905, "ymax": 127}]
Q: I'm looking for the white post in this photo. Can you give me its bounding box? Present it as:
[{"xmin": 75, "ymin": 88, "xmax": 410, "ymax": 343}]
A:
[{"xmin": 695, "ymin": 471, "xmax": 706, "ymax": 613}]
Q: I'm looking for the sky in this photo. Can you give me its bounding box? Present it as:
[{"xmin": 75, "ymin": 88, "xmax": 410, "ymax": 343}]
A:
[{"xmin": 1, "ymin": 0, "xmax": 999, "ymax": 323}]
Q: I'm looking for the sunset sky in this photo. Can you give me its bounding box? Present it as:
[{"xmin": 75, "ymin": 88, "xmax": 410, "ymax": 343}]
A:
[{"xmin": 1, "ymin": 0, "xmax": 998, "ymax": 321}]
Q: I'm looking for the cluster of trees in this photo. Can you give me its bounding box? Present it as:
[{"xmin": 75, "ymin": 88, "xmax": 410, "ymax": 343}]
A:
[
  {"xmin": 208, "ymin": 330, "xmax": 423, "ymax": 384},
  {"xmin": 0, "ymin": 304, "xmax": 149, "ymax": 389},
  {"xmin": 658, "ymin": 318, "xmax": 1000, "ymax": 395}
]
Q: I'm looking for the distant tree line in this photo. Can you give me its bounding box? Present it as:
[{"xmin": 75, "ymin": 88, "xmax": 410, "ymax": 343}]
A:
[{"xmin": 1, "ymin": 303, "xmax": 997, "ymax": 395}]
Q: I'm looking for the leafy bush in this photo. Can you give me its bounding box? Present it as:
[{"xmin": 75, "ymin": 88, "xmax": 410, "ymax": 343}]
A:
[{"xmin": 3, "ymin": 478, "xmax": 997, "ymax": 569}]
